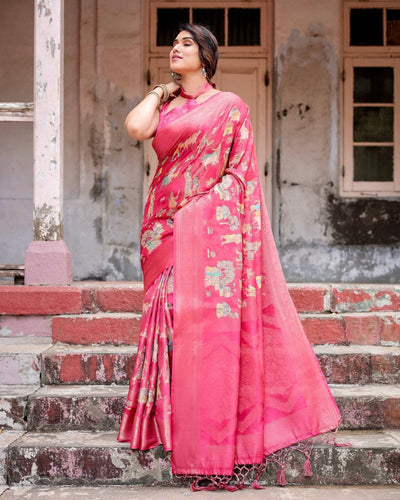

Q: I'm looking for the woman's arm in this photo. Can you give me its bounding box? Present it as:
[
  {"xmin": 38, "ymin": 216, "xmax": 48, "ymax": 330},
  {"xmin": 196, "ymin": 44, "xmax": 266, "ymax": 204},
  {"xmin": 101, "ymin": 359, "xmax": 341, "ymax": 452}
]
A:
[{"xmin": 125, "ymin": 82, "xmax": 180, "ymax": 141}]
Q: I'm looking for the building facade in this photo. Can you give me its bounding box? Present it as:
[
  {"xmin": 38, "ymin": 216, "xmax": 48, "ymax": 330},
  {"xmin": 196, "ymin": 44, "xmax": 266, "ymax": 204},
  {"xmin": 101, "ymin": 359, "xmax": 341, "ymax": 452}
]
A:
[{"xmin": 1, "ymin": 0, "xmax": 400, "ymax": 283}]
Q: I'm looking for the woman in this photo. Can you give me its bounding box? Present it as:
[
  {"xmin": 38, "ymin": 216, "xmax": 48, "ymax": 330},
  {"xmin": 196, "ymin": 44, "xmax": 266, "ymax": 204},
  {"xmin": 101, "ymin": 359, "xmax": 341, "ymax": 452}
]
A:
[{"xmin": 118, "ymin": 23, "xmax": 340, "ymax": 490}]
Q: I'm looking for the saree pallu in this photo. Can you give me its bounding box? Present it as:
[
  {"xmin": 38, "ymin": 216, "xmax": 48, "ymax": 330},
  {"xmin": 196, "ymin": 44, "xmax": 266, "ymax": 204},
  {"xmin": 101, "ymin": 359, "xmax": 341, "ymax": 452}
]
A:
[{"xmin": 118, "ymin": 91, "xmax": 341, "ymax": 481}]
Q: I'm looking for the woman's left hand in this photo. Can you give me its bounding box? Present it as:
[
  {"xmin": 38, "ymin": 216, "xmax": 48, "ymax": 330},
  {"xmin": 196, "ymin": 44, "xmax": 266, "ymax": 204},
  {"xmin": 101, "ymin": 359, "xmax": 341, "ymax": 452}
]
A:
[{"xmin": 166, "ymin": 81, "xmax": 181, "ymax": 97}]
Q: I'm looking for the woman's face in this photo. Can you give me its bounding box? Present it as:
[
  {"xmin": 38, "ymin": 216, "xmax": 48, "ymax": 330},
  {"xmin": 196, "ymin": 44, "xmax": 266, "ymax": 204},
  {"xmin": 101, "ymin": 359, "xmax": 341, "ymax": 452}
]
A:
[{"xmin": 170, "ymin": 30, "xmax": 202, "ymax": 76}]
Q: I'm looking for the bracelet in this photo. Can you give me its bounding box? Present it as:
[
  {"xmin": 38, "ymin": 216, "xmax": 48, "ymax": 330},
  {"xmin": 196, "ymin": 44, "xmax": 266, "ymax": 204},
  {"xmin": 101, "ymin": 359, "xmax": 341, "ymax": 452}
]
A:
[
  {"xmin": 153, "ymin": 83, "xmax": 170, "ymax": 104},
  {"xmin": 146, "ymin": 90, "xmax": 161, "ymax": 107}
]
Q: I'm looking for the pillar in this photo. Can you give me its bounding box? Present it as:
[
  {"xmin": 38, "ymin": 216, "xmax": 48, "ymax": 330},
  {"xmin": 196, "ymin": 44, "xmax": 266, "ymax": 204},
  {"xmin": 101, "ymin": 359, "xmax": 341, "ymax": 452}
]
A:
[{"xmin": 25, "ymin": 0, "xmax": 72, "ymax": 285}]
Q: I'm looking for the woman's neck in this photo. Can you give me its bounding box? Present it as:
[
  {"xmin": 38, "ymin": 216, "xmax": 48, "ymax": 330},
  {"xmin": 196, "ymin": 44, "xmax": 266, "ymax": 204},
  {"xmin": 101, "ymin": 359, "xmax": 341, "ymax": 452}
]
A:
[{"xmin": 180, "ymin": 74, "xmax": 207, "ymax": 95}]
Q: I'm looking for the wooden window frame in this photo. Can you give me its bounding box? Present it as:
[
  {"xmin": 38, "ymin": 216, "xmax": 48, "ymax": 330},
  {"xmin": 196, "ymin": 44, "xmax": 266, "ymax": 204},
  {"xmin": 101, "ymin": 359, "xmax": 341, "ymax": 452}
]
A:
[
  {"xmin": 341, "ymin": 1, "xmax": 400, "ymax": 197},
  {"xmin": 148, "ymin": 0, "xmax": 269, "ymax": 57},
  {"xmin": 0, "ymin": 103, "xmax": 33, "ymax": 122}
]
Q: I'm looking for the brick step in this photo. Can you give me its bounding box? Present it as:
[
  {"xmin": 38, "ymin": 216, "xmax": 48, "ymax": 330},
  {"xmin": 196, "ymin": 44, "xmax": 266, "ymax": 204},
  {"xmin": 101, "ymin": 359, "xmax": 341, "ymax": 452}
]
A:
[
  {"xmin": 302, "ymin": 313, "xmax": 400, "ymax": 345},
  {"xmin": 1, "ymin": 384, "xmax": 396, "ymax": 432},
  {"xmin": 52, "ymin": 313, "xmax": 141, "ymax": 345},
  {"xmin": 42, "ymin": 344, "xmax": 137, "ymax": 385},
  {"xmin": 0, "ymin": 385, "xmax": 40, "ymax": 431},
  {"xmin": 314, "ymin": 345, "xmax": 400, "ymax": 385},
  {"xmin": 0, "ymin": 431, "xmax": 24, "ymax": 486},
  {"xmin": 4, "ymin": 430, "xmax": 400, "ymax": 486},
  {"xmin": 0, "ymin": 283, "xmax": 144, "ymax": 316},
  {"xmin": 41, "ymin": 344, "xmax": 400, "ymax": 386},
  {"xmin": 1, "ymin": 284, "xmax": 399, "ymax": 318},
  {"xmin": 51, "ymin": 311, "xmax": 400, "ymax": 346},
  {"xmin": 0, "ymin": 338, "xmax": 52, "ymax": 385}
]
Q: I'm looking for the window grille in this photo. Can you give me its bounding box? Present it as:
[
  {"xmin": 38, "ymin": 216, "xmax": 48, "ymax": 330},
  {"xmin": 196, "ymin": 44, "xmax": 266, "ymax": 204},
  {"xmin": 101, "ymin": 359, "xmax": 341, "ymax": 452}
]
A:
[{"xmin": 153, "ymin": 2, "xmax": 265, "ymax": 50}]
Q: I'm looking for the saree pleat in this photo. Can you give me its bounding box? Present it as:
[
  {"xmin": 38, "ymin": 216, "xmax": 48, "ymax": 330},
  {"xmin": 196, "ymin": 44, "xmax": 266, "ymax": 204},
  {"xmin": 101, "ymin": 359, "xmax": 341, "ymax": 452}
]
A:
[
  {"xmin": 118, "ymin": 266, "xmax": 173, "ymax": 451},
  {"xmin": 118, "ymin": 89, "xmax": 341, "ymax": 483}
]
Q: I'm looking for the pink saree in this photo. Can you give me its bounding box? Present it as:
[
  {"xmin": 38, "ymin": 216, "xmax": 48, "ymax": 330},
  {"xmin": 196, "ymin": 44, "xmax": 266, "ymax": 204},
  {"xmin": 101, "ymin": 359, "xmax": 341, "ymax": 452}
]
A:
[{"xmin": 118, "ymin": 85, "xmax": 341, "ymax": 487}]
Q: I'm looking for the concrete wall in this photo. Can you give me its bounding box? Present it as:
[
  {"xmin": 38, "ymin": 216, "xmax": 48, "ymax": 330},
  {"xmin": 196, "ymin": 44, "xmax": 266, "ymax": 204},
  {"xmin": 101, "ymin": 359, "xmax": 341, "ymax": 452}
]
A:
[
  {"xmin": 0, "ymin": 0, "xmax": 80, "ymax": 265},
  {"xmin": 0, "ymin": 0, "xmax": 144, "ymax": 281},
  {"xmin": 1, "ymin": 0, "xmax": 399, "ymax": 283},
  {"xmin": 274, "ymin": 0, "xmax": 400, "ymax": 283},
  {"xmin": 65, "ymin": 0, "xmax": 144, "ymax": 280}
]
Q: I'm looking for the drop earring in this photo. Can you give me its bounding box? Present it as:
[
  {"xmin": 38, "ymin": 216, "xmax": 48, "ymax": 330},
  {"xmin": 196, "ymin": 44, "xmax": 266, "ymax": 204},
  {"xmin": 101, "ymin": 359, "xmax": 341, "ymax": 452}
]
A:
[
  {"xmin": 202, "ymin": 66, "xmax": 207, "ymax": 79},
  {"xmin": 170, "ymin": 71, "xmax": 182, "ymax": 84}
]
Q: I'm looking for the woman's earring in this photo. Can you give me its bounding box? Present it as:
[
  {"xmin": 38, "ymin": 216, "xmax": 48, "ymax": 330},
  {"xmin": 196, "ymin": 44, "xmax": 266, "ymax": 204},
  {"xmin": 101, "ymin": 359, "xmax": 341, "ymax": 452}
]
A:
[
  {"xmin": 170, "ymin": 71, "xmax": 182, "ymax": 84},
  {"xmin": 202, "ymin": 66, "xmax": 207, "ymax": 79}
]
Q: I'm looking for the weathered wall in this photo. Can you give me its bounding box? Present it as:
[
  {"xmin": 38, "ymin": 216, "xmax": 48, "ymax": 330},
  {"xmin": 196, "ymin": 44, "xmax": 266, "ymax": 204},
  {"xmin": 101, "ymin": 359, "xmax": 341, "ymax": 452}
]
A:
[
  {"xmin": 1, "ymin": 0, "xmax": 399, "ymax": 282},
  {"xmin": 0, "ymin": 0, "xmax": 80, "ymax": 262},
  {"xmin": 0, "ymin": 0, "xmax": 144, "ymax": 281},
  {"xmin": 68, "ymin": 0, "xmax": 144, "ymax": 280},
  {"xmin": 274, "ymin": 0, "xmax": 400, "ymax": 282}
]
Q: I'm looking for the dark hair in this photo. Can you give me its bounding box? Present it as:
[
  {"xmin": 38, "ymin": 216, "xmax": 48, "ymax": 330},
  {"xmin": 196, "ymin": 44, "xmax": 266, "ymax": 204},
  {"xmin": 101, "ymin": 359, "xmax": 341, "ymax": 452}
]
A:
[{"xmin": 177, "ymin": 23, "xmax": 219, "ymax": 82}]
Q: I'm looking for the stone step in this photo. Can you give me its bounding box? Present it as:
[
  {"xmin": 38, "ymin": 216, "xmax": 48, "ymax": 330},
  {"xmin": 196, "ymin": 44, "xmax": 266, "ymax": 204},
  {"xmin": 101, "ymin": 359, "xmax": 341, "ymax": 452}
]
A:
[
  {"xmin": 1, "ymin": 284, "xmax": 399, "ymax": 319},
  {"xmin": 0, "ymin": 315, "xmax": 52, "ymax": 339},
  {"xmin": 0, "ymin": 385, "xmax": 39, "ymax": 431},
  {"xmin": 2, "ymin": 486, "xmax": 400, "ymax": 500},
  {"xmin": 0, "ymin": 431, "xmax": 25, "ymax": 486},
  {"xmin": 3, "ymin": 486, "xmax": 400, "ymax": 500},
  {"xmin": 41, "ymin": 344, "xmax": 400, "ymax": 386},
  {"xmin": 51, "ymin": 311, "xmax": 400, "ymax": 346},
  {"xmin": 4, "ymin": 430, "xmax": 400, "ymax": 486},
  {"xmin": 314, "ymin": 345, "xmax": 400, "ymax": 385},
  {"xmin": 52, "ymin": 313, "xmax": 141, "ymax": 345},
  {"xmin": 26, "ymin": 385, "xmax": 127, "ymax": 432},
  {"xmin": 0, "ymin": 338, "xmax": 53, "ymax": 385},
  {"xmin": 301, "ymin": 312, "xmax": 400, "ymax": 345},
  {"xmin": 42, "ymin": 344, "xmax": 138, "ymax": 385},
  {"xmin": 14, "ymin": 384, "xmax": 400, "ymax": 432},
  {"xmin": 0, "ymin": 283, "xmax": 143, "ymax": 316},
  {"xmin": 331, "ymin": 385, "xmax": 400, "ymax": 430}
]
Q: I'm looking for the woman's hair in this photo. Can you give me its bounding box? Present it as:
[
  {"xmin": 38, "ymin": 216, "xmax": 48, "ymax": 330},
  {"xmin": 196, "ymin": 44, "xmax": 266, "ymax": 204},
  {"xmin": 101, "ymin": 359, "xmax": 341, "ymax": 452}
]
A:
[{"xmin": 176, "ymin": 23, "xmax": 219, "ymax": 82}]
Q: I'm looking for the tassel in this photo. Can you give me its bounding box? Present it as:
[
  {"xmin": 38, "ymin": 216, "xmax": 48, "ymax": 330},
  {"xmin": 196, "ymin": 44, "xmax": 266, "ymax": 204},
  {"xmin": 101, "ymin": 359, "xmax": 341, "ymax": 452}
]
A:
[
  {"xmin": 276, "ymin": 467, "xmax": 287, "ymax": 486},
  {"xmin": 303, "ymin": 457, "xmax": 313, "ymax": 477},
  {"xmin": 223, "ymin": 485, "xmax": 239, "ymax": 492},
  {"xmin": 251, "ymin": 479, "xmax": 266, "ymax": 489},
  {"xmin": 190, "ymin": 482, "xmax": 217, "ymax": 492}
]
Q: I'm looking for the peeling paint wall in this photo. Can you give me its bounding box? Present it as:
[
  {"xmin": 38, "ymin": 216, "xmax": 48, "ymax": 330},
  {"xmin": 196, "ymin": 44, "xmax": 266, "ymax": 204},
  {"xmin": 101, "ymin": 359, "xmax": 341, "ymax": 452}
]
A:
[
  {"xmin": 0, "ymin": 0, "xmax": 143, "ymax": 281},
  {"xmin": 1, "ymin": 0, "xmax": 400, "ymax": 282},
  {"xmin": 69, "ymin": 0, "xmax": 144, "ymax": 280},
  {"xmin": 0, "ymin": 0, "xmax": 79, "ymax": 259},
  {"xmin": 274, "ymin": 0, "xmax": 400, "ymax": 282}
]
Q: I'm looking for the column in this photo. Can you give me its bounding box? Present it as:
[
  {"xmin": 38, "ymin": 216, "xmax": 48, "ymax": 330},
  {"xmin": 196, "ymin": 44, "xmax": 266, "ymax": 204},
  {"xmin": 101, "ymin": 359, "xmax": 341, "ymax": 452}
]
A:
[{"xmin": 25, "ymin": 0, "xmax": 72, "ymax": 285}]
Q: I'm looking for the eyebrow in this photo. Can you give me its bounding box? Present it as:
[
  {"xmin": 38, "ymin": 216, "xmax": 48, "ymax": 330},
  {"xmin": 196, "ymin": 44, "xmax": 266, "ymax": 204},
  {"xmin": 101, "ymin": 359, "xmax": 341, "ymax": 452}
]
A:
[{"xmin": 174, "ymin": 36, "xmax": 194, "ymax": 42}]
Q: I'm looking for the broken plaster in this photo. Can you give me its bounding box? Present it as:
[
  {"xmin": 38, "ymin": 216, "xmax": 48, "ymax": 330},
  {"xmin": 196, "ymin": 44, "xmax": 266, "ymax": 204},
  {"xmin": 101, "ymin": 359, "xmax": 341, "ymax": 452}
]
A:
[
  {"xmin": 45, "ymin": 35, "xmax": 56, "ymax": 58},
  {"xmin": 37, "ymin": 0, "xmax": 51, "ymax": 19},
  {"xmin": 33, "ymin": 203, "xmax": 63, "ymax": 241},
  {"xmin": 36, "ymin": 81, "xmax": 47, "ymax": 99}
]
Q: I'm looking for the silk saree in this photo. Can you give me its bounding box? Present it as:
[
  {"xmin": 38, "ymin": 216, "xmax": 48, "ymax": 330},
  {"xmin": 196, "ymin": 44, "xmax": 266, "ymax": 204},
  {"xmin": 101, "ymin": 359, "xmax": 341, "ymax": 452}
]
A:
[{"xmin": 118, "ymin": 85, "xmax": 341, "ymax": 487}]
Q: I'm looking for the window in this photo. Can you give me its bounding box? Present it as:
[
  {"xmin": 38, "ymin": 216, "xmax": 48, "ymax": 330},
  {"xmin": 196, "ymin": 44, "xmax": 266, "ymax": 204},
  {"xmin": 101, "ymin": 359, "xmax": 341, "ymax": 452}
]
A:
[
  {"xmin": 342, "ymin": 1, "xmax": 400, "ymax": 196},
  {"xmin": 150, "ymin": 1, "xmax": 267, "ymax": 54}
]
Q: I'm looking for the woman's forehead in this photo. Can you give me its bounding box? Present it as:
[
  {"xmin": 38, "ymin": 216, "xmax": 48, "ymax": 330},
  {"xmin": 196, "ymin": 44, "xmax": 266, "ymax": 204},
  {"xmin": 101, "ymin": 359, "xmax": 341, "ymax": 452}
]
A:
[{"xmin": 175, "ymin": 30, "xmax": 195, "ymax": 42}]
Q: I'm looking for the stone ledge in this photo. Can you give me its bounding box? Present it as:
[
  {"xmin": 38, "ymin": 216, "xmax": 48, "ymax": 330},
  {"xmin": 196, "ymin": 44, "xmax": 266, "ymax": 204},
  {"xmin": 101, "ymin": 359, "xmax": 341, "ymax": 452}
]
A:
[
  {"xmin": 52, "ymin": 314, "xmax": 141, "ymax": 345},
  {"xmin": 2, "ymin": 486, "xmax": 400, "ymax": 500},
  {"xmin": 21, "ymin": 384, "xmax": 400, "ymax": 432},
  {"xmin": 0, "ymin": 287, "xmax": 81, "ymax": 316},
  {"xmin": 5, "ymin": 430, "xmax": 400, "ymax": 486}
]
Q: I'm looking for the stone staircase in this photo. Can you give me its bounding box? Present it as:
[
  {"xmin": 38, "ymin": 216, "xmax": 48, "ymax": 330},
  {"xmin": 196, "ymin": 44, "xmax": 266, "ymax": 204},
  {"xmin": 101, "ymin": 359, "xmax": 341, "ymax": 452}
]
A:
[{"xmin": 1, "ymin": 283, "xmax": 400, "ymax": 487}]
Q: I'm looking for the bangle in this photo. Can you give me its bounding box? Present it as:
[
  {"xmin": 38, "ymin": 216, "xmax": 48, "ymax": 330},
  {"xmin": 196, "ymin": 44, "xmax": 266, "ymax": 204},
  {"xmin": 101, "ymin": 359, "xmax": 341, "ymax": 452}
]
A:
[
  {"xmin": 153, "ymin": 84, "xmax": 170, "ymax": 104},
  {"xmin": 146, "ymin": 90, "xmax": 161, "ymax": 107}
]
